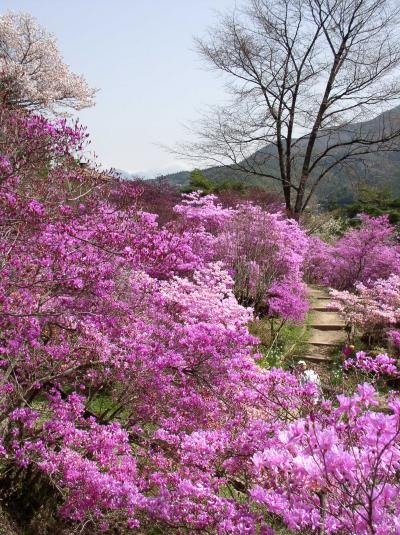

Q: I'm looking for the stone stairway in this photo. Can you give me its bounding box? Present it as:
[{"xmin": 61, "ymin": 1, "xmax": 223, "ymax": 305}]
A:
[{"xmin": 303, "ymin": 286, "xmax": 346, "ymax": 363}]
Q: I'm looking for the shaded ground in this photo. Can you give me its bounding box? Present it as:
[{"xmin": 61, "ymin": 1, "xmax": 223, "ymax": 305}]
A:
[{"xmin": 0, "ymin": 507, "xmax": 20, "ymax": 535}]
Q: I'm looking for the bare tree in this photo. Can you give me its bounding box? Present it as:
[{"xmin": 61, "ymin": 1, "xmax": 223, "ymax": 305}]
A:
[{"xmin": 179, "ymin": 0, "xmax": 400, "ymax": 219}]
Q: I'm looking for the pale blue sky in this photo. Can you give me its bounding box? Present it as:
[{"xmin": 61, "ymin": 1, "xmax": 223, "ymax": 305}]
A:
[{"xmin": 2, "ymin": 0, "xmax": 236, "ymax": 176}]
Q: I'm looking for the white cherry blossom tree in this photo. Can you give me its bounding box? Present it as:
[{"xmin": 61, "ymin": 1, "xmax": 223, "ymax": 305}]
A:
[{"xmin": 0, "ymin": 12, "xmax": 96, "ymax": 113}]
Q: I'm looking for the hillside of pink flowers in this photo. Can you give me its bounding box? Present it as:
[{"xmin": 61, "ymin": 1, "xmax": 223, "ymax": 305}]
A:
[{"xmin": 1, "ymin": 103, "xmax": 400, "ymax": 534}]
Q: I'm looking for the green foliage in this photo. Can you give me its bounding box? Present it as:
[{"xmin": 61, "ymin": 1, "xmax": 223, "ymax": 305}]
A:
[
  {"xmin": 215, "ymin": 180, "xmax": 246, "ymax": 193},
  {"xmin": 344, "ymin": 186, "xmax": 400, "ymax": 226},
  {"xmin": 249, "ymin": 318, "xmax": 309, "ymax": 369},
  {"xmin": 305, "ymin": 212, "xmax": 349, "ymax": 241},
  {"xmin": 181, "ymin": 169, "xmax": 215, "ymax": 194},
  {"xmin": 181, "ymin": 169, "xmax": 246, "ymax": 195}
]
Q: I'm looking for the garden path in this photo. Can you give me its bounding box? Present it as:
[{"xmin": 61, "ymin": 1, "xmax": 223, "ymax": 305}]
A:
[{"xmin": 302, "ymin": 285, "xmax": 346, "ymax": 363}]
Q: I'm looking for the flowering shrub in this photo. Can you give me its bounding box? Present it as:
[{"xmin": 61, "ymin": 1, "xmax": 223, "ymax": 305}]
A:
[
  {"xmin": 160, "ymin": 261, "xmax": 253, "ymax": 328},
  {"xmin": 304, "ymin": 235, "xmax": 333, "ymax": 285},
  {"xmin": 168, "ymin": 193, "xmax": 309, "ymax": 322},
  {"xmin": 217, "ymin": 203, "xmax": 309, "ymax": 321},
  {"xmin": 344, "ymin": 351, "xmax": 399, "ymax": 378},
  {"xmin": 388, "ymin": 329, "xmax": 400, "ymax": 351},
  {"xmin": 248, "ymin": 384, "xmax": 400, "ymax": 534},
  {"xmin": 307, "ymin": 215, "xmax": 400, "ymax": 290},
  {"xmin": 0, "ymin": 108, "xmax": 256, "ymax": 531},
  {"xmin": 2, "ymin": 106, "xmax": 400, "ymax": 534},
  {"xmin": 108, "ymin": 176, "xmax": 181, "ymax": 224},
  {"xmin": 330, "ymin": 275, "xmax": 400, "ymax": 339},
  {"xmin": 10, "ymin": 393, "xmax": 144, "ymax": 526},
  {"xmin": 173, "ymin": 191, "xmax": 234, "ymax": 232}
]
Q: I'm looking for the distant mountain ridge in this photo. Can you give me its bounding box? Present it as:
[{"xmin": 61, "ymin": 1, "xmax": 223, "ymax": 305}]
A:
[{"xmin": 157, "ymin": 106, "xmax": 400, "ymax": 207}]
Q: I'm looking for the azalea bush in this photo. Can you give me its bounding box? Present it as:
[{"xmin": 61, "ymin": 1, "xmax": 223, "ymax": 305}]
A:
[
  {"xmin": 306, "ymin": 215, "xmax": 400, "ymax": 290},
  {"xmin": 2, "ymin": 106, "xmax": 400, "ymax": 534},
  {"xmin": 330, "ymin": 275, "xmax": 400, "ymax": 344},
  {"xmin": 248, "ymin": 383, "xmax": 400, "ymax": 534},
  {"xmin": 344, "ymin": 351, "xmax": 399, "ymax": 379},
  {"xmin": 0, "ymin": 108, "xmax": 256, "ymax": 531},
  {"xmin": 216, "ymin": 202, "xmax": 309, "ymax": 321},
  {"xmin": 388, "ymin": 329, "xmax": 400, "ymax": 352},
  {"xmin": 170, "ymin": 192, "xmax": 309, "ymax": 322}
]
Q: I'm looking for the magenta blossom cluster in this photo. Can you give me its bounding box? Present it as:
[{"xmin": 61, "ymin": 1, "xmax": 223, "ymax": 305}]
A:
[
  {"xmin": 248, "ymin": 384, "xmax": 400, "ymax": 534},
  {"xmin": 388, "ymin": 329, "xmax": 400, "ymax": 351},
  {"xmin": 344, "ymin": 351, "xmax": 400, "ymax": 378},
  {"xmin": 216, "ymin": 202, "xmax": 309, "ymax": 321},
  {"xmin": 2, "ymin": 107, "xmax": 400, "ymax": 534},
  {"xmin": 330, "ymin": 275, "xmax": 400, "ymax": 335},
  {"xmin": 306, "ymin": 215, "xmax": 400, "ymax": 290}
]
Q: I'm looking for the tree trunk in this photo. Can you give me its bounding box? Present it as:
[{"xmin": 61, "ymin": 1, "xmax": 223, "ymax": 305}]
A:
[
  {"xmin": 282, "ymin": 182, "xmax": 292, "ymax": 214},
  {"xmin": 292, "ymin": 175, "xmax": 308, "ymax": 220}
]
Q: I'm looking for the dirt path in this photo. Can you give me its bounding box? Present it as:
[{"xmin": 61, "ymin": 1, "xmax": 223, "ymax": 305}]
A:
[{"xmin": 303, "ymin": 286, "xmax": 346, "ymax": 363}]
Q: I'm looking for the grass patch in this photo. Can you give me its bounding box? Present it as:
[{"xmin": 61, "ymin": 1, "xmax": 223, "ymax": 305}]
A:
[{"xmin": 249, "ymin": 318, "xmax": 310, "ymax": 369}]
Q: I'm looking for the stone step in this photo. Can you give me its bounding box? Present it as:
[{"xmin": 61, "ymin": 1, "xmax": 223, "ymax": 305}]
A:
[
  {"xmin": 309, "ymin": 324, "xmax": 344, "ymax": 331},
  {"xmin": 302, "ymin": 354, "xmax": 333, "ymax": 363},
  {"xmin": 310, "ymin": 305, "xmax": 335, "ymax": 312},
  {"xmin": 310, "ymin": 311, "xmax": 343, "ymax": 320},
  {"xmin": 307, "ymin": 344, "xmax": 332, "ymax": 354},
  {"xmin": 309, "ymin": 312, "xmax": 345, "ymax": 330},
  {"xmin": 308, "ymin": 288, "xmax": 331, "ymax": 299},
  {"xmin": 308, "ymin": 328, "xmax": 346, "ymax": 346},
  {"xmin": 305, "ymin": 348, "xmax": 333, "ymax": 361}
]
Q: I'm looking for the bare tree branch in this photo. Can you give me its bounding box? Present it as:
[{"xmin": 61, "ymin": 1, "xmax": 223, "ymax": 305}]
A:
[{"xmin": 174, "ymin": 0, "xmax": 400, "ymax": 219}]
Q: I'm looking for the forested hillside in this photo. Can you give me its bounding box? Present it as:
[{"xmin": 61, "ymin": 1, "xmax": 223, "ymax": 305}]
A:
[{"xmin": 161, "ymin": 105, "xmax": 400, "ymax": 207}]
